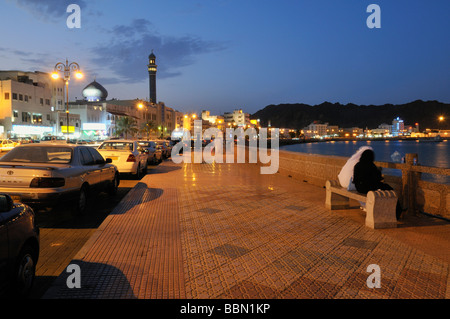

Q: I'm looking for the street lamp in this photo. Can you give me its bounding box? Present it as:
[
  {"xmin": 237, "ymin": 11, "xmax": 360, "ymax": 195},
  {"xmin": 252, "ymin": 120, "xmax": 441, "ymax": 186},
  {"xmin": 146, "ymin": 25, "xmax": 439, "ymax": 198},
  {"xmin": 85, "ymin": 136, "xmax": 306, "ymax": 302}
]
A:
[{"xmin": 51, "ymin": 59, "xmax": 83, "ymax": 141}]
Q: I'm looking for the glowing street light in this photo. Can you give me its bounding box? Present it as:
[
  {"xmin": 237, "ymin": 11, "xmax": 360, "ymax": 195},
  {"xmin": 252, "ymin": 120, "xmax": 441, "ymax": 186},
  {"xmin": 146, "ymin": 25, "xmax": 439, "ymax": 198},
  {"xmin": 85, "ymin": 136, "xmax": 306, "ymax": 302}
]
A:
[{"xmin": 51, "ymin": 59, "xmax": 83, "ymax": 141}]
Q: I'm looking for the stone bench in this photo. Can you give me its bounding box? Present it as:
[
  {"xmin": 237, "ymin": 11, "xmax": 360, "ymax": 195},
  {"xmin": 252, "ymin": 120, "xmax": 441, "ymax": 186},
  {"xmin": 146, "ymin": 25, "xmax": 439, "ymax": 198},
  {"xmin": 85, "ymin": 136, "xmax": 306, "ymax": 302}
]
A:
[{"xmin": 325, "ymin": 180, "xmax": 397, "ymax": 229}]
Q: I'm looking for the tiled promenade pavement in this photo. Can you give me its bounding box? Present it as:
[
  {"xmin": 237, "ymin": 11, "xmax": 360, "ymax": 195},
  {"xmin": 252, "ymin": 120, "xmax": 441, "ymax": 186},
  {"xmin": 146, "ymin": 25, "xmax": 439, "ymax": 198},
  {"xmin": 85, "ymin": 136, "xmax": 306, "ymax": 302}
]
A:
[{"xmin": 44, "ymin": 155, "xmax": 450, "ymax": 299}]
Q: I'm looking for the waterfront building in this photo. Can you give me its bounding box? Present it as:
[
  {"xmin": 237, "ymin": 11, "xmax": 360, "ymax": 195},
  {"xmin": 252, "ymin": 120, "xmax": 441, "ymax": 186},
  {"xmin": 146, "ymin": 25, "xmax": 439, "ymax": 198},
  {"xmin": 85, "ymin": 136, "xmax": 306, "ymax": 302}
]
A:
[
  {"xmin": 201, "ymin": 110, "xmax": 225, "ymax": 130},
  {"xmin": 303, "ymin": 121, "xmax": 328, "ymax": 138},
  {"xmin": 223, "ymin": 109, "xmax": 250, "ymax": 127},
  {"xmin": 392, "ymin": 117, "xmax": 405, "ymax": 136},
  {"xmin": 326, "ymin": 125, "xmax": 339, "ymax": 137},
  {"xmin": 0, "ymin": 70, "xmax": 64, "ymax": 139}
]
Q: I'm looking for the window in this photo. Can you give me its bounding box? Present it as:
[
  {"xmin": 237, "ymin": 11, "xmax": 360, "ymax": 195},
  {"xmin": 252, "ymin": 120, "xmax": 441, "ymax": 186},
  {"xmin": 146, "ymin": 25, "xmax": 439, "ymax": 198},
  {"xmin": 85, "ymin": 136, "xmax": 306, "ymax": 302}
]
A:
[
  {"xmin": 99, "ymin": 142, "xmax": 134, "ymax": 151},
  {"xmin": 22, "ymin": 112, "xmax": 31, "ymax": 123},
  {"xmin": 13, "ymin": 110, "xmax": 18, "ymax": 118},
  {"xmin": 40, "ymin": 98, "xmax": 44, "ymax": 106},
  {"xmin": 79, "ymin": 147, "xmax": 95, "ymax": 165},
  {"xmin": 47, "ymin": 114, "xmax": 51, "ymax": 121},
  {"xmin": 19, "ymin": 94, "xmax": 23, "ymax": 101},
  {"xmin": 4, "ymin": 93, "xmax": 9, "ymax": 100},
  {"xmin": 12, "ymin": 93, "xmax": 18, "ymax": 100},
  {"xmin": 32, "ymin": 114, "xmax": 42, "ymax": 124},
  {"xmin": 45, "ymin": 99, "xmax": 50, "ymax": 106},
  {"xmin": 87, "ymin": 148, "xmax": 105, "ymax": 164},
  {"xmin": 24, "ymin": 95, "xmax": 28, "ymax": 102},
  {"xmin": 0, "ymin": 146, "xmax": 72, "ymax": 164}
]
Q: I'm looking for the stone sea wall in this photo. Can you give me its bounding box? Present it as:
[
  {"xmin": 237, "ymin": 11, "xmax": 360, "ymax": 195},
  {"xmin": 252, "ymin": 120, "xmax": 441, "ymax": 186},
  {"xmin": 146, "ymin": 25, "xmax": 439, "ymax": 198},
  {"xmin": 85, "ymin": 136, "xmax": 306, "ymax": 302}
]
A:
[{"xmin": 275, "ymin": 150, "xmax": 450, "ymax": 220}]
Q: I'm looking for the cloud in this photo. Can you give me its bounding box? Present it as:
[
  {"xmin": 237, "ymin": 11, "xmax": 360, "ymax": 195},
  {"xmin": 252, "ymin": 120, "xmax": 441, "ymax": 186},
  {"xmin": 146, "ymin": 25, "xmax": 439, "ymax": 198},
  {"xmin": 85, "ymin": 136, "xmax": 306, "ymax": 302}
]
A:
[
  {"xmin": 91, "ymin": 18, "xmax": 225, "ymax": 84},
  {"xmin": 0, "ymin": 47, "xmax": 55, "ymax": 70},
  {"xmin": 9, "ymin": 0, "xmax": 87, "ymax": 20}
]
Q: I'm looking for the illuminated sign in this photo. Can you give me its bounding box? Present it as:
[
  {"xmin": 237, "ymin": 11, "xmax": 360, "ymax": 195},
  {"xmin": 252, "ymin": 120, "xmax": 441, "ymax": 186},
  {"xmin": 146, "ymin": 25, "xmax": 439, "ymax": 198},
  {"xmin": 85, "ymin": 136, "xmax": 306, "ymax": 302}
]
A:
[
  {"xmin": 12, "ymin": 125, "xmax": 53, "ymax": 135},
  {"xmin": 82, "ymin": 123, "xmax": 106, "ymax": 131},
  {"xmin": 61, "ymin": 126, "xmax": 75, "ymax": 133}
]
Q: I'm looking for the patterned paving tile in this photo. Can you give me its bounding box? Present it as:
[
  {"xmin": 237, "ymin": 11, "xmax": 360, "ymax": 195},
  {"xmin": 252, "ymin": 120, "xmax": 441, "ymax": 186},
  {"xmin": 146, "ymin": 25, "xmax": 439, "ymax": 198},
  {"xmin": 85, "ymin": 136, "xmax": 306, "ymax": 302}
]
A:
[
  {"xmin": 282, "ymin": 276, "xmax": 342, "ymax": 299},
  {"xmin": 197, "ymin": 207, "xmax": 223, "ymax": 214},
  {"xmin": 342, "ymin": 237, "xmax": 379, "ymax": 250},
  {"xmin": 209, "ymin": 244, "xmax": 251, "ymax": 259},
  {"xmin": 284, "ymin": 205, "xmax": 307, "ymax": 212},
  {"xmin": 219, "ymin": 280, "xmax": 281, "ymax": 299}
]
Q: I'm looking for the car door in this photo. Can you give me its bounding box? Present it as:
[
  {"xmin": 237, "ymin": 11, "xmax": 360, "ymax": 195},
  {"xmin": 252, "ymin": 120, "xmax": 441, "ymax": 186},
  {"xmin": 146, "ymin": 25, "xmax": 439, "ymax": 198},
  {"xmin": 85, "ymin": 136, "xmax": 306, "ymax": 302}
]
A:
[
  {"xmin": 0, "ymin": 211, "xmax": 8, "ymax": 290},
  {"xmin": 78, "ymin": 147, "xmax": 101, "ymax": 191},
  {"xmin": 87, "ymin": 147, "xmax": 114, "ymax": 189}
]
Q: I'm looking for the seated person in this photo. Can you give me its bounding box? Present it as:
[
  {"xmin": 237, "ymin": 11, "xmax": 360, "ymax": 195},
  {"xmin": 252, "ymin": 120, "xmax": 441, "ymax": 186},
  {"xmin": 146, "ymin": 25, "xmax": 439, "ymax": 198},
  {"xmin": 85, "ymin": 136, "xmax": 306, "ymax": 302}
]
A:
[{"xmin": 353, "ymin": 149, "xmax": 403, "ymax": 219}]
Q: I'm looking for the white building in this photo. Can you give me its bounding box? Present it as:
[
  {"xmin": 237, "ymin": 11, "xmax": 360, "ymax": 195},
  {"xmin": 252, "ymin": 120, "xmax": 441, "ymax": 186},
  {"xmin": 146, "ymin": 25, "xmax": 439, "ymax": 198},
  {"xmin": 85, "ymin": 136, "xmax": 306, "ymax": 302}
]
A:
[
  {"xmin": 0, "ymin": 70, "xmax": 64, "ymax": 139},
  {"xmin": 303, "ymin": 122, "xmax": 328, "ymax": 138},
  {"xmin": 223, "ymin": 109, "xmax": 250, "ymax": 127}
]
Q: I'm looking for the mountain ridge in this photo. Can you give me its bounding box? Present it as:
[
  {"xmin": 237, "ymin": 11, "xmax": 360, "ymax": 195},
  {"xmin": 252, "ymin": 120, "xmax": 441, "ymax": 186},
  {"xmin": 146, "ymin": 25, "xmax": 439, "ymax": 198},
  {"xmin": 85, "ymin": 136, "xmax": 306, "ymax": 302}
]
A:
[{"xmin": 251, "ymin": 100, "xmax": 449, "ymax": 130}]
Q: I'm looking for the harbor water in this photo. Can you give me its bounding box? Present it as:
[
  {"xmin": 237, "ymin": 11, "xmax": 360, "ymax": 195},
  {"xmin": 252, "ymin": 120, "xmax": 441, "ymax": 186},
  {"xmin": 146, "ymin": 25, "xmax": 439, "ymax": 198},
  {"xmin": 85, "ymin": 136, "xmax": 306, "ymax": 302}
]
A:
[{"xmin": 280, "ymin": 140, "xmax": 450, "ymax": 184}]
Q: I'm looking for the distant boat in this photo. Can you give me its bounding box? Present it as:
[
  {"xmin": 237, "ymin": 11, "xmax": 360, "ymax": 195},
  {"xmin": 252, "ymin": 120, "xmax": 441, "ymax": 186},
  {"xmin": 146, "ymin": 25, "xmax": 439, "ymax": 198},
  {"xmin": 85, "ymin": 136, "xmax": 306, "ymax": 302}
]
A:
[{"xmin": 434, "ymin": 135, "xmax": 443, "ymax": 142}]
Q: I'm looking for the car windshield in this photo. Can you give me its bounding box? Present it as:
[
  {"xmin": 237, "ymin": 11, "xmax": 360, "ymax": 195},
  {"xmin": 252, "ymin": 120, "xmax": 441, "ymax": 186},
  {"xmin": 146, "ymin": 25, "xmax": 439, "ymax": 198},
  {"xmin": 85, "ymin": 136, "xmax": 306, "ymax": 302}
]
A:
[
  {"xmin": 0, "ymin": 146, "xmax": 73, "ymax": 164},
  {"xmin": 99, "ymin": 142, "xmax": 134, "ymax": 151}
]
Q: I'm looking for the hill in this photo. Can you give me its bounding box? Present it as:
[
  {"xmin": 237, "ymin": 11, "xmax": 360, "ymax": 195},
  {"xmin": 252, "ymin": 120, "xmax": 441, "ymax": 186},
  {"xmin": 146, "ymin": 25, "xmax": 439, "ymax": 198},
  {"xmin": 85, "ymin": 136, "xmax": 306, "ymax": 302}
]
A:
[{"xmin": 251, "ymin": 100, "xmax": 449, "ymax": 130}]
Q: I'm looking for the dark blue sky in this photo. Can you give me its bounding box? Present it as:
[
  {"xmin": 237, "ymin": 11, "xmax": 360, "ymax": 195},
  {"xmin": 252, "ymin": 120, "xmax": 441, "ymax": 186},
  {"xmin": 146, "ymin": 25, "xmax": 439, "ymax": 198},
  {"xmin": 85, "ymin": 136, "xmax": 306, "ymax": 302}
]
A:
[{"xmin": 1, "ymin": 0, "xmax": 449, "ymax": 115}]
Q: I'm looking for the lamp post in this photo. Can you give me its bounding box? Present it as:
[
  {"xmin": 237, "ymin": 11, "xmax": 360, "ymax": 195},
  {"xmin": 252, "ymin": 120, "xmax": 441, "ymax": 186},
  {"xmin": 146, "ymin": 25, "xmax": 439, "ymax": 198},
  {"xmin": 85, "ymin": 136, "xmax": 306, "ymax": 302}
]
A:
[{"xmin": 51, "ymin": 59, "xmax": 83, "ymax": 141}]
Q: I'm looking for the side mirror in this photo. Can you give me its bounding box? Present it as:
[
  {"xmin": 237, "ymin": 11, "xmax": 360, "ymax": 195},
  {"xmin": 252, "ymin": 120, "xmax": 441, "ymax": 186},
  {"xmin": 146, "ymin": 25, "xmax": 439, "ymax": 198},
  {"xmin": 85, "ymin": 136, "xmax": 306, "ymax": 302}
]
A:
[
  {"xmin": 105, "ymin": 158, "xmax": 113, "ymax": 163},
  {"xmin": 0, "ymin": 194, "xmax": 13, "ymax": 213}
]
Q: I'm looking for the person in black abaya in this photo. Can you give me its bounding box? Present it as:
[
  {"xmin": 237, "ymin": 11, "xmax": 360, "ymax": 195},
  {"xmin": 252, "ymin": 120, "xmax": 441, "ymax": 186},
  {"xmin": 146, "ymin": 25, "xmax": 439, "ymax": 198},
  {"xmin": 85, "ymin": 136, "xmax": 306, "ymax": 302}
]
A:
[{"xmin": 353, "ymin": 149, "xmax": 403, "ymax": 219}]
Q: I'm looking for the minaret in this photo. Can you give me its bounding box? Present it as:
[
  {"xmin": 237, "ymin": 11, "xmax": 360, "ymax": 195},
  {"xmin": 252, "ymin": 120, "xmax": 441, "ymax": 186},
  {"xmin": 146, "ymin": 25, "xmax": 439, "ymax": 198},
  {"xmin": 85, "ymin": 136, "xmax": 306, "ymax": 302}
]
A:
[{"xmin": 148, "ymin": 51, "xmax": 157, "ymax": 104}]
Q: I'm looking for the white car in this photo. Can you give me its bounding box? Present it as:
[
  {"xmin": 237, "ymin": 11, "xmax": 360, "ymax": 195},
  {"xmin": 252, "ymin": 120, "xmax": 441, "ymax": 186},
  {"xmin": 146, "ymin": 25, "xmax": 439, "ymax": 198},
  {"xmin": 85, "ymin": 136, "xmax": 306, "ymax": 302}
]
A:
[
  {"xmin": 0, "ymin": 144, "xmax": 119, "ymax": 215},
  {"xmin": 137, "ymin": 140, "xmax": 162, "ymax": 164},
  {"xmin": 40, "ymin": 136, "xmax": 67, "ymax": 143},
  {"xmin": 97, "ymin": 140, "xmax": 148, "ymax": 179}
]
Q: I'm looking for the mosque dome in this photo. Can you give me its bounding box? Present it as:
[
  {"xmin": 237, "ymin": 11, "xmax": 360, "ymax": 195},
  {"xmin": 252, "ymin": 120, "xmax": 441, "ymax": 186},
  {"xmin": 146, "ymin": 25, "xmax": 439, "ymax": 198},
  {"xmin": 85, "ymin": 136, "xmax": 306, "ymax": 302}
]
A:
[{"xmin": 82, "ymin": 80, "xmax": 108, "ymax": 102}]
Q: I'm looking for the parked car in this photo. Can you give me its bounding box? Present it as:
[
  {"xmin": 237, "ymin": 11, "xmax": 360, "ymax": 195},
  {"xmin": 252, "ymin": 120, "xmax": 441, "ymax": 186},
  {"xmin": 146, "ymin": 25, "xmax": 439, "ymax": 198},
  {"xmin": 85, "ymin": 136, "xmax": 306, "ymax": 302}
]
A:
[
  {"xmin": 0, "ymin": 139, "xmax": 17, "ymax": 152},
  {"xmin": 156, "ymin": 140, "xmax": 171, "ymax": 159},
  {"xmin": 40, "ymin": 136, "xmax": 67, "ymax": 143},
  {"xmin": 97, "ymin": 140, "xmax": 148, "ymax": 179},
  {"xmin": 138, "ymin": 140, "xmax": 162, "ymax": 164},
  {"xmin": 0, "ymin": 144, "xmax": 119, "ymax": 215},
  {"xmin": 0, "ymin": 193, "xmax": 39, "ymax": 297},
  {"xmin": 10, "ymin": 138, "xmax": 33, "ymax": 146}
]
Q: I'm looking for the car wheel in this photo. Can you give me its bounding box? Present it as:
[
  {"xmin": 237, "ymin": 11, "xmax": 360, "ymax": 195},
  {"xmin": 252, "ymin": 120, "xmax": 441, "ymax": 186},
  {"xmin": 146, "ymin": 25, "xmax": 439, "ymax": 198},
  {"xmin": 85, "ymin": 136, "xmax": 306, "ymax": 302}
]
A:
[
  {"xmin": 13, "ymin": 245, "xmax": 37, "ymax": 297},
  {"xmin": 74, "ymin": 185, "xmax": 89, "ymax": 215},
  {"xmin": 134, "ymin": 164, "xmax": 141, "ymax": 180},
  {"xmin": 108, "ymin": 173, "xmax": 119, "ymax": 196},
  {"xmin": 142, "ymin": 163, "xmax": 148, "ymax": 175}
]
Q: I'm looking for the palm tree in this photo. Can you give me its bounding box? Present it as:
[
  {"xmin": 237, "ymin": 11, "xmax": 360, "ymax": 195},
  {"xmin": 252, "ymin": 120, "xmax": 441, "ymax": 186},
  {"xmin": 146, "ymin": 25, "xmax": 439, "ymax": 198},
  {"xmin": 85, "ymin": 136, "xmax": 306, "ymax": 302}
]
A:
[
  {"xmin": 141, "ymin": 120, "xmax": 158, "ymax": 140},
  {"xmin": 115, "ymin": 116, "xmax": 138, "ymax": 139}
]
